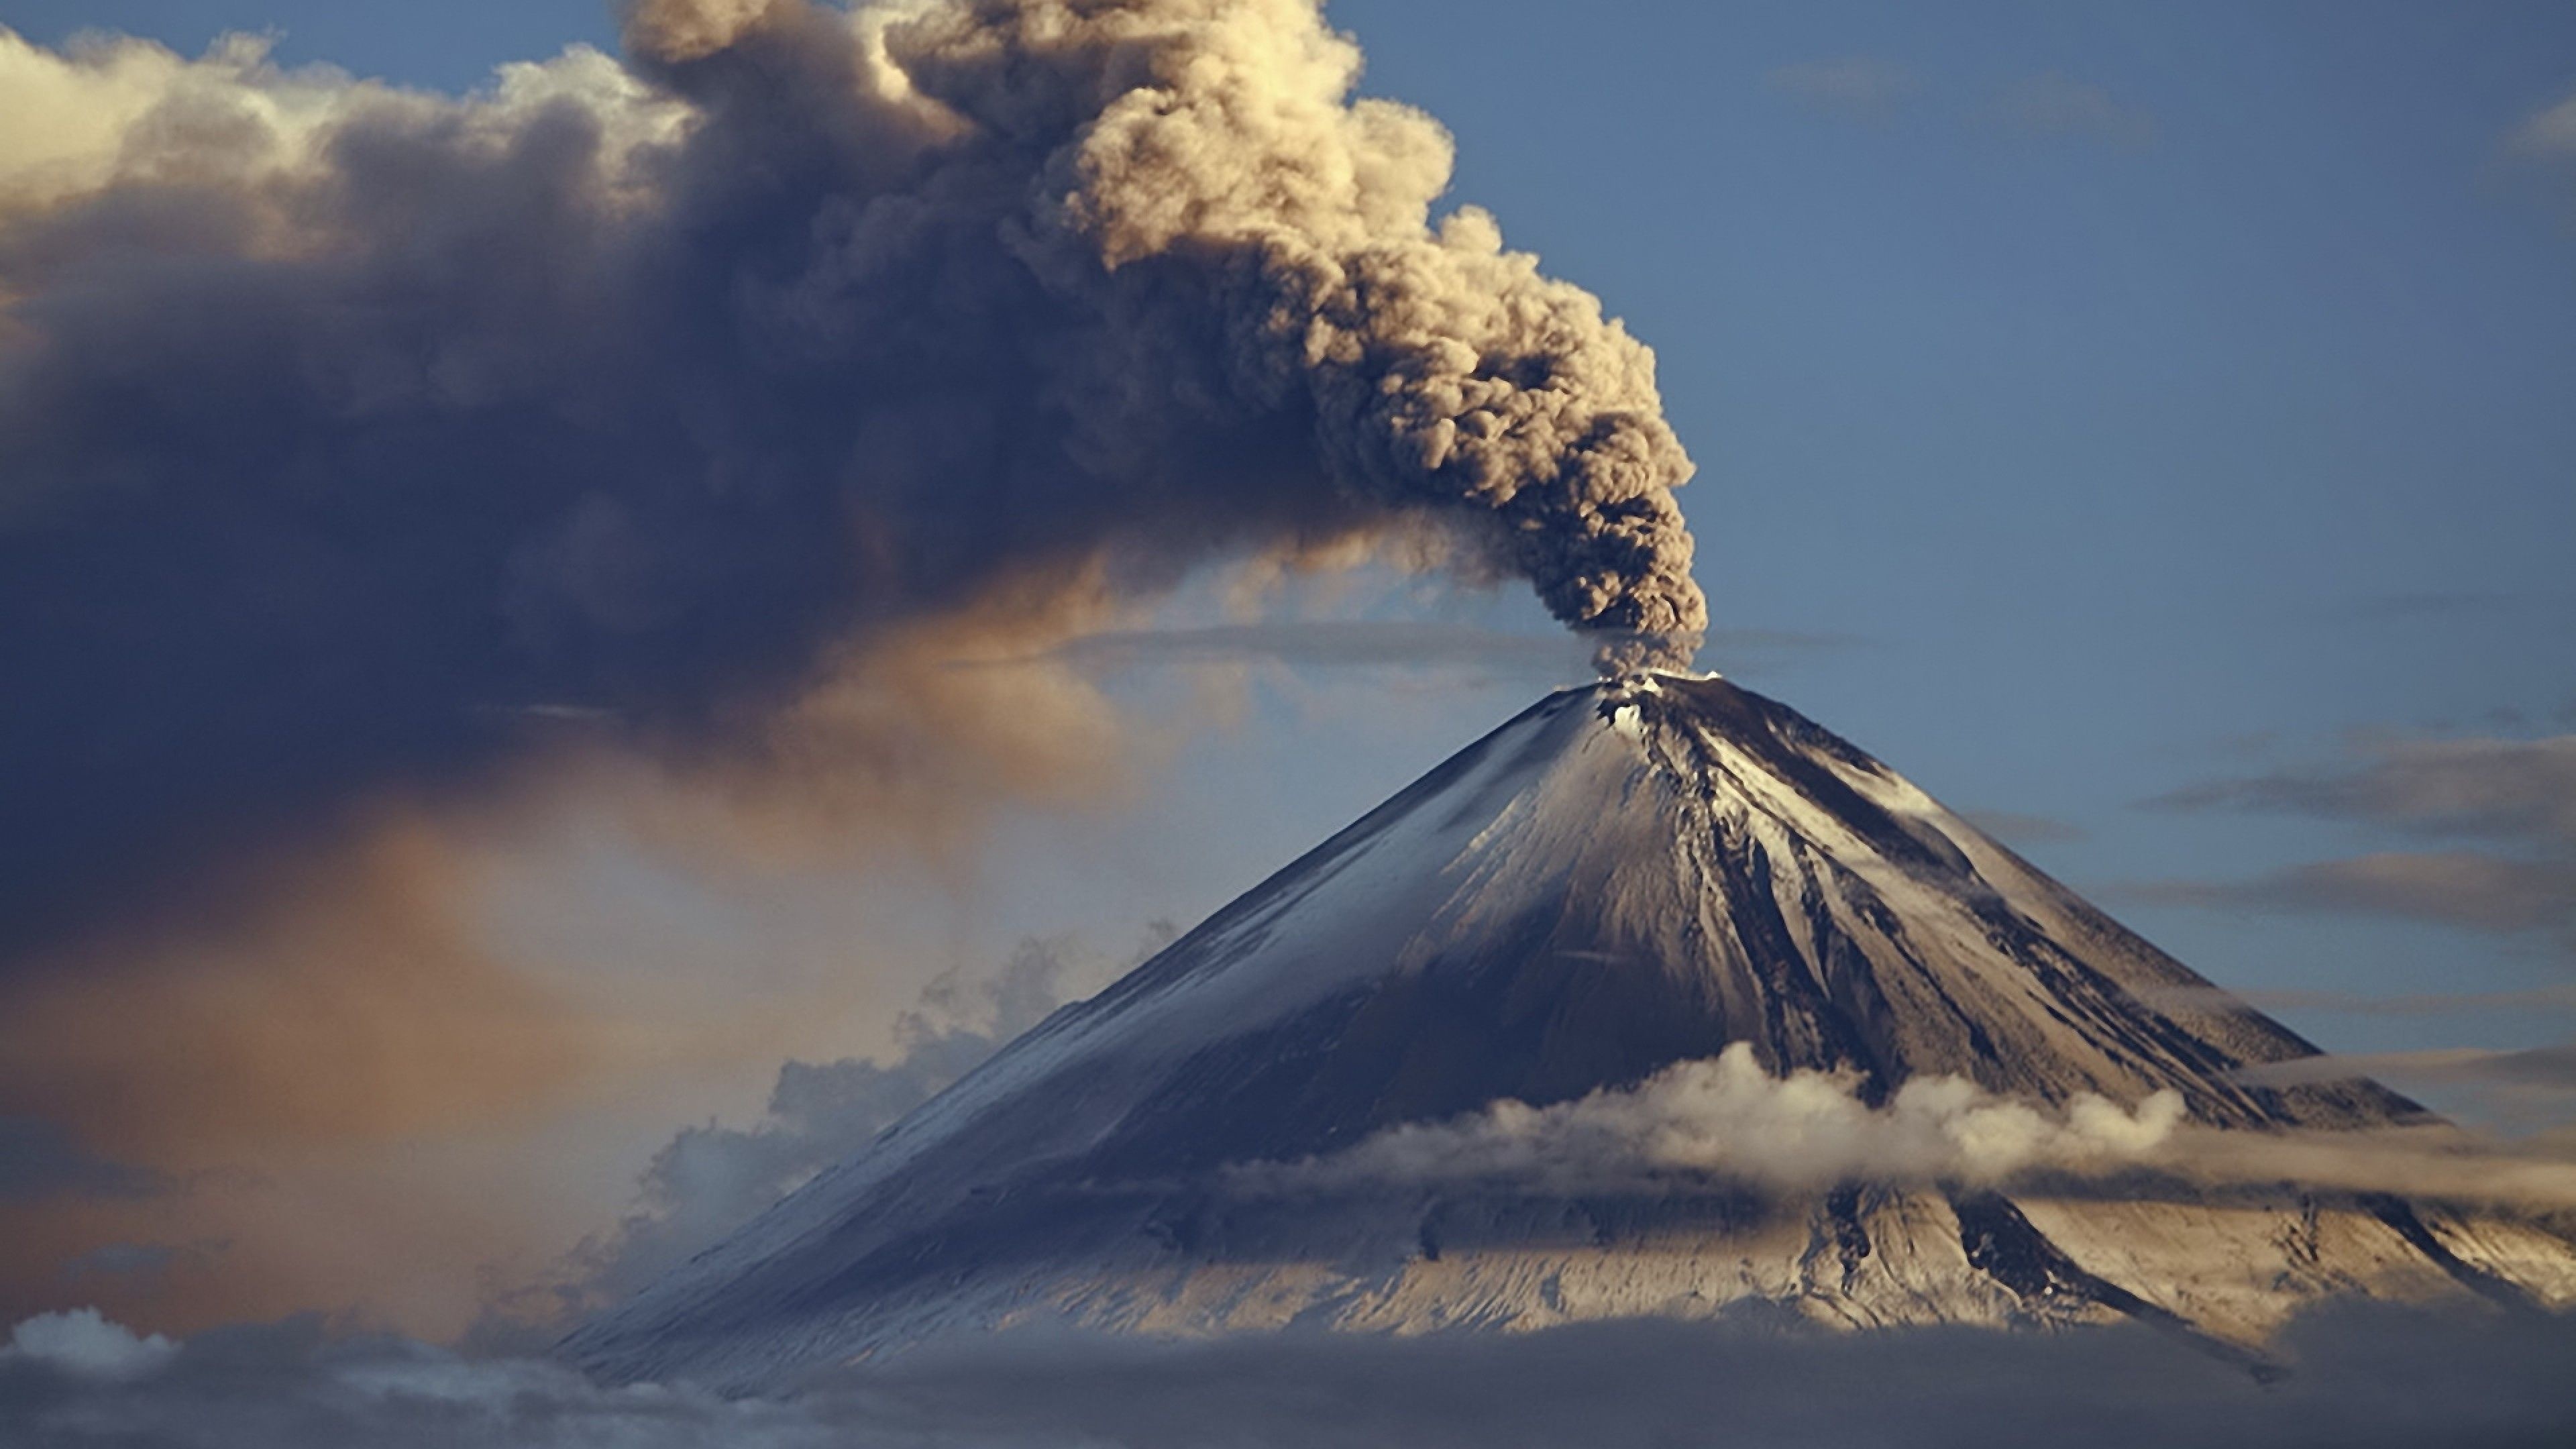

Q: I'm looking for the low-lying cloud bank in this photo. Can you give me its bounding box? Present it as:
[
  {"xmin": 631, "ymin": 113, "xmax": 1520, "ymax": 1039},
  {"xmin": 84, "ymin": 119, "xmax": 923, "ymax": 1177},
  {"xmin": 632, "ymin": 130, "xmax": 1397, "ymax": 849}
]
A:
[
  {"xmin": 1232, "ymin": 1044, "xmax": 2576, "ymax": 1210},
  {"xmin": 7, "ymin": 1303, "xmax": 2576, "ymax": 1448}
]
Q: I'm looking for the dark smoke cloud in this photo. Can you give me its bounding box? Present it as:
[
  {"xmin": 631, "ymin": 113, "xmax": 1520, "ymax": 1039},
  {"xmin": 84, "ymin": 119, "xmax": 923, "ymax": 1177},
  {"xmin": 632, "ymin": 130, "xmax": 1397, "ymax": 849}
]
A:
[
  {"xmin": 7, "ymin": 1303, "xmax": 2576, "ymax": 1448},
  {"xmin": 0, "ymin": 1, "xmax": 1706, "ymax": 969}
]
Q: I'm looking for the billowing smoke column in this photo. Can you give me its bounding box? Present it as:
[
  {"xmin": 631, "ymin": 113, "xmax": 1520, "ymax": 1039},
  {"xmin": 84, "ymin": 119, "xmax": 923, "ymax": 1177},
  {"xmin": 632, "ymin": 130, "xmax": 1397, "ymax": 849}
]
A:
[{"xmin": 0, "ymin": 1, "xmax": 1704, "ymax": 961}]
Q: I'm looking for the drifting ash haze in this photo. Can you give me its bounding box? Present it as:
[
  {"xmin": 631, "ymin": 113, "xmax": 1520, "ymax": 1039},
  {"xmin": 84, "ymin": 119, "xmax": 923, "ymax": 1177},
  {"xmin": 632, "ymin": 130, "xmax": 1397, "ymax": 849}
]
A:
[
  {"xmin": 570, "ymin": 674, "xmax": 2576, "ymax": 1391},
  {"xmin": 0, "ymin": 0, "xmax": 1713, "ymax": 1325},
  {"xmin": 0, "ymin": 0, "xmax": 1702, "ymax": 975}
]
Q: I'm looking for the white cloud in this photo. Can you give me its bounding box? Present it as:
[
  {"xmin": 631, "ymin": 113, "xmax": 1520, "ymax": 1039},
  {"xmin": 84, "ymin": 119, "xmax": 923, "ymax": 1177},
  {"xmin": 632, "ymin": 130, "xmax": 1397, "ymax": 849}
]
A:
[
  {"xmin": 2147, "ymin": 733, "xmax": 2576, "ymax": 942},
  {"xmin": 1960, "ymin": 809, "xmax": 2089, "ymax": 846},
  {"xmin": 2503, "ymin": 90, "xmax": 2576, "ymax": 229},
  {"xmin": 2162, "ymin": 735, "xmax": 2576, "ymax": 847},
  {"xmin": 0, "ymin": 28, "xmax": 679, "ymax": 215},
  {"xmin": 1231, "ymin": 1042, "xmax": 2576, "ymax": 1210},
  {"xmin": 2512, "ymin": 93, "xmax": 2576, "ymax": 157},
  {"xmin": 1232, "ymin": 1044, "xmax": 2183, "ymax": 1195},
  {"xmin": 2135, "ymin": 852, "xmax": 2576, "ymax": 935},
  {"xmin": 2233, "ymin": 1041, "xmax": 2576, "ymax": 1136},
  {"xmin": 1764, "ymin": 58, "xmax": 1919, "ymax": 119},
  {"xmin": 2242, "ymin": 1041, "xmax": 2576, "ymax": 1093},
  {"xmin": 2136, "ymin": 981, "xmax": 2576, "ymax": 1018},
  {"xmin": 1992, "ymin": 72, "xmax": 2155, "ymax": 147},
  {"xmin": 3, "ymin": 1308, "xmax": 175, "ymax": 1382}
]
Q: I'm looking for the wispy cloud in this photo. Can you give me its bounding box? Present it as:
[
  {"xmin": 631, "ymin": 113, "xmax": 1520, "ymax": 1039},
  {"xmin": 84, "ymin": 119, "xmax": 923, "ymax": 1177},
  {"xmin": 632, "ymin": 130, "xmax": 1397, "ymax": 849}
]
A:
[
  {"xmin": 1990, "ymin": 72, "xmax": 2157, "ymax": 148},
  {"xmin": 1030, "ymin": 621, "xmax": 1860, "ymax": 678},
  {"xmin": 2153, "ymin": 736, "xmax": 2576, "ymax": 843},
  {"xmin": 1765, "ymin": 60, "xmax": 2157, "ymax": 152},
  {"xmin": 2504, "ymin": 87, "xmax": 2576, "ymax": 226},
  {"xmin": 2233, "ymin": 1039, "xmax": 2576, "ymax": 1134},
  {"xmin": 2146, "ymin": 733, "xmax": 2576, "ymax": 943},
  {"xmin": 0, "ymin": 1119, "xmax": 162, "ymax": 1204},
  {"xmin": 1228, "ymin": 1044, "xmax": 2576, "ymax": 1212},
  {"xmin": 2133, "ymin": 853, "xmax": 2576, "ymax": 936},
  {"xmin": 2511, "ymin": 92, "xmax": 2576, "ymax": 158},
  {"xmin": 2237, "ymin": 1040, "xmax": 2576, "ymax": 1093},
  {"xmin": 2137, "ymin": 982, "xmax": 2576, "ymax": 1019},
  {"xmin": 1960, "ymin": 809, "xmax": 2089, "ymax": 846},
  {"xmin": 1043, "ymin": 621, "xmax": 1593, "ymax": 672},
  {"xmin": 2341, "ymin": 590, "xmax": 2532, "ymax": 623},
  {"xmin": 1764, "ymin": 57, "xmax": 1920, "ymax": 119},
  {"xmin": 54, "ymin": 1240, "xmax": 227, "ymax": 1299}
]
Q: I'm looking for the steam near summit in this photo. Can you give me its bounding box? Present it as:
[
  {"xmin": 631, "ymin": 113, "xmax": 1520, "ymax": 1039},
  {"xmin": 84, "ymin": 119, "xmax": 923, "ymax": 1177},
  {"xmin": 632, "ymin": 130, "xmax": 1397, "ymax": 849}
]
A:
[{"xmin": 0, "ymin": 0, "xmax": 1701, "ymax": 965}]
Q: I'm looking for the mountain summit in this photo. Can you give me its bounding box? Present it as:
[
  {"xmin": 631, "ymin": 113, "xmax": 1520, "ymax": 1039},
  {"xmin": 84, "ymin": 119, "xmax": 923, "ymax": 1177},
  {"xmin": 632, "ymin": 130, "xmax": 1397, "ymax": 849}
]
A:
[{"xmin": 569, "ymin": 674, "xmax": 2576, "ymax": 1390}]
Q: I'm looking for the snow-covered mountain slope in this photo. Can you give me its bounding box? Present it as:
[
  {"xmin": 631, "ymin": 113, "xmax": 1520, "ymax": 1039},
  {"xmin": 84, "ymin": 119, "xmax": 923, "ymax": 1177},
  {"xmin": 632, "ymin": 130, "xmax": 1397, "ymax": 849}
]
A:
[{"xmin": 566, "ymin": 674, "xmax": 2576, "ymax": 1391}]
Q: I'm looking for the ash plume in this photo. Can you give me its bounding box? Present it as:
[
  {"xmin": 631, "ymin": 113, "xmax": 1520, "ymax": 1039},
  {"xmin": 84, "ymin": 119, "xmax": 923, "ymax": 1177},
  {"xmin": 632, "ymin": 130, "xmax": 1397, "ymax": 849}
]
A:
[{"xmin": 0, "ymin": 0, "xmax": 1705, "ymax": 968}]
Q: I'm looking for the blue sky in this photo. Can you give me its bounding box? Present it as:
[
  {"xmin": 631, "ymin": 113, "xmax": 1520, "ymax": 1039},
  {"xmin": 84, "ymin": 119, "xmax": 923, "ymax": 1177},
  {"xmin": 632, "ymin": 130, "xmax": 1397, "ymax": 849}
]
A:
[{"xmin": 2, "ymin": 0, "xmax": 2571, "ymax": 1336}]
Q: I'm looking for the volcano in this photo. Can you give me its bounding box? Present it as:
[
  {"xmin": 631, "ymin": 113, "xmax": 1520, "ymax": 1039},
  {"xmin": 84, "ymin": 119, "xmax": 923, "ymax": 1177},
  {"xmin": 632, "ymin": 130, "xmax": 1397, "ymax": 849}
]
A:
[{"xmin": 568, "ymin": 673, "xmax": 2576, "ymax": 1390}]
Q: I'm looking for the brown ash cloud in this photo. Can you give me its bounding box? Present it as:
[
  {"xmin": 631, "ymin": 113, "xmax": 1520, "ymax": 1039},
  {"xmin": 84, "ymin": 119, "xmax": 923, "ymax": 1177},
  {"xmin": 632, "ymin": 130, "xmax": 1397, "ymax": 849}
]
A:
[{"xmin": 0, "ymin": 0, "xmax": 1705, "ymax": 971}]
